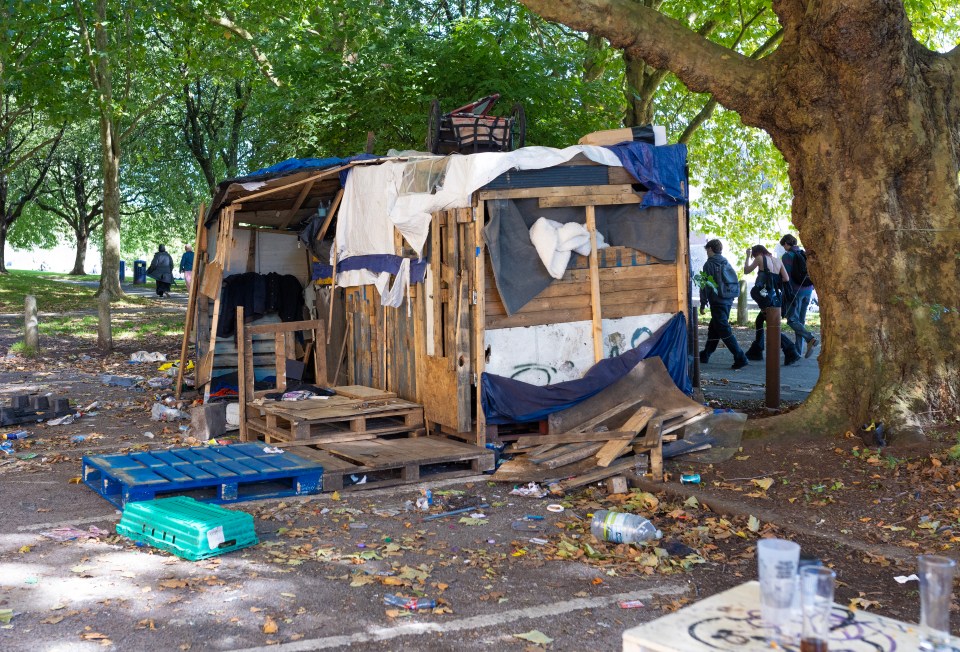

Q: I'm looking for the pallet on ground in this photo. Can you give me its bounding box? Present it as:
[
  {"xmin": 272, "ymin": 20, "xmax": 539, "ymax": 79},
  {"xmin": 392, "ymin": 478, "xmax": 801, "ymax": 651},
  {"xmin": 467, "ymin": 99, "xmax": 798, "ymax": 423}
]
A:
[
  {"xmin": 246, "ymin": 396, "xmax": 424, "ymax": 444},
  {"xmin": 116, "ymin": 496, "xmax": 258, "ymax": 561},
  {"xmin": 287, "ymin": 436, "xmax": 495, "ymax": 491},
  {"xmin": 82, "ymin": 443, "xmax": 323, "ymax": 508}
]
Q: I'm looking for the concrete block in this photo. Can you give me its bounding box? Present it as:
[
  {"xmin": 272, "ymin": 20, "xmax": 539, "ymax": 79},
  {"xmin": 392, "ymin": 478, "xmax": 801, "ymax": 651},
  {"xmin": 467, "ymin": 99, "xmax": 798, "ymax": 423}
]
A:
[{"xmin": 190, "ymin": 403, "xmax": 227, "ymax": 440}]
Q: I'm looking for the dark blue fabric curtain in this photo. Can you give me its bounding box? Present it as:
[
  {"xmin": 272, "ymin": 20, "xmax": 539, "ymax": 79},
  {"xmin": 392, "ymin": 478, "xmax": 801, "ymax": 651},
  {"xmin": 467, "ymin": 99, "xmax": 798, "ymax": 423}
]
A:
[
  {"xmin": 481, "ymin": 312, "xmax": 691, "ymax": 424},
  {"xmin": 312, "ymin": 255, "xmax": 428, "ymax": 284}
]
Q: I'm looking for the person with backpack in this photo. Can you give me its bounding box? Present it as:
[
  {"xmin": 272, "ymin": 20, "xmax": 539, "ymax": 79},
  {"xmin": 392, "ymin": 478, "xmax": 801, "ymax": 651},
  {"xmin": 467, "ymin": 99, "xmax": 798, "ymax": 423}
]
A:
[
  {"xmin": 779, "ymin": 234, "xmax": 818, "ymax": 358},
  {"xmin": 743, "ymin": 244, "xmax": 802, "ymax": 365},
  {"xmin": 698, "ymin": 239, "xmax": 749, "ymax": 369}
]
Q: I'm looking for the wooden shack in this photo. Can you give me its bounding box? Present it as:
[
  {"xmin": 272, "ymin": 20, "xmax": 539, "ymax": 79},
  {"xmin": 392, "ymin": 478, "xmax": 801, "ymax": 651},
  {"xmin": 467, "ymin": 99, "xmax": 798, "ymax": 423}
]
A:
[{"xmin": 178, "ymin": 146, "xmax": 690, "ymax": 488}]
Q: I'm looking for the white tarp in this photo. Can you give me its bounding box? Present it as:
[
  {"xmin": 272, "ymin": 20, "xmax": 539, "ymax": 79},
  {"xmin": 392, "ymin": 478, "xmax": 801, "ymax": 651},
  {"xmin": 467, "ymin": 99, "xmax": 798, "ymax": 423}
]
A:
[{"xmin": 333, "ymin": 145, "xmax": 623, "ymax": 288}]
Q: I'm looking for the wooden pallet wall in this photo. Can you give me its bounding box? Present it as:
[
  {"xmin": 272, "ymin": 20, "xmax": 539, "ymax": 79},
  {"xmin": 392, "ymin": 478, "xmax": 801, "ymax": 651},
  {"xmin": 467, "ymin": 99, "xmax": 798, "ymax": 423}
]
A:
[
  {"xmin": 344, "ymin": 284, "xmax": 419, "ymax": 402},
  {"xmin": 484, "ymin": 247, "xmax": 680, "ymax": 330}
]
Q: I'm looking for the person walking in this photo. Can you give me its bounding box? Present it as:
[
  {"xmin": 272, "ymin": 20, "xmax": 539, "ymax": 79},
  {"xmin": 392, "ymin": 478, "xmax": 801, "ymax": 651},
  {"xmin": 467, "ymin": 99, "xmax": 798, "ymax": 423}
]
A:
[
  {"xmin": 179, "ymin": 245, "xmax": 195, "ymax": 289},
  {"xmin": 779, "ymin": 234, "xmax": 818, "ymax": 358},
  {"xmin": 743, "ymin": 244, "xmax": 801, "ymax": 365},
  {"xmin": 147, "ymin": 245, "xmax": 175, "ymax": 297},
  {"xmin": 698, "ymin": 239, "xmax": 749, "ymax": 369}
]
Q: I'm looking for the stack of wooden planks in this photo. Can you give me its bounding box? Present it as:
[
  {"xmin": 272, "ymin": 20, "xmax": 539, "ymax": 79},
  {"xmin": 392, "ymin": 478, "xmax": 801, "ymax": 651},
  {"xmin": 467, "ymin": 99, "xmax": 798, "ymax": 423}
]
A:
[{"xmin": 492, "ymin": 403, "xmax": 711, "ymax": 494}]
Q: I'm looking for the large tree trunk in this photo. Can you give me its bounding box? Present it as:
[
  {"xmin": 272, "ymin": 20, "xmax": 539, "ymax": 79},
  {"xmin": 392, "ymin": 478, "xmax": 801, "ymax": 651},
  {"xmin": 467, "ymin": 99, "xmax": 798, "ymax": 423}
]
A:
[
  {"xmin": 518, "ymin": 0, "xmax": 960, "ymax": 441},
  {"xmin": 764, "ymin": 41, "xmax": 960, "ymax": 441},
  {"xmin": 96, "ymin": 114, "xmax": 122, "ymax": 298},
  {"xmin": 70, "ymin": 231, "xmax": 88, "ymax": 275},
  {"xmin": 0, "ymin": 223, "xmax": 7, "ymax": 274}
]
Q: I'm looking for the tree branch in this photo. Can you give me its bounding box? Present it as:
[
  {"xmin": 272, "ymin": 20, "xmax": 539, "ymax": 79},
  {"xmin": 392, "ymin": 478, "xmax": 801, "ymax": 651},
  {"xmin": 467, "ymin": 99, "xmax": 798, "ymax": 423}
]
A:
[
  {"xmin": 207, "ymin": 14, "xmax": 282, "ymax": 87},
  {"xmin": 520, "ymin": 0, "xmax": 773, "ymax": 120},
  {"xmin": 1, "ymin": 132, "xmax": 64, "ymax": 176},
  {"xmin": 118, "ymin": 91, "xmax": 172, "ymax": 143},
  {"xmin": 679, "ymin": 28, "xmax": 784, "ymax": 144}
]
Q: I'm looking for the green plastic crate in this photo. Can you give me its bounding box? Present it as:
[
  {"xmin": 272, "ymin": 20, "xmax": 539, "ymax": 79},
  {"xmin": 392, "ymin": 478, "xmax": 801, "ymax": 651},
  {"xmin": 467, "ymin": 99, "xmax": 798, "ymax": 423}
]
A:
[{"xmin": 116, "ymin": 496, "xmax": 258, "ymax": 561}]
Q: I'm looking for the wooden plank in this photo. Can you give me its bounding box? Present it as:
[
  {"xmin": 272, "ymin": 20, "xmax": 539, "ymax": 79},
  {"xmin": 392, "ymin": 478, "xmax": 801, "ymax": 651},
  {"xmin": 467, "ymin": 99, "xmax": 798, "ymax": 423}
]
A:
[
  {"xmin": 235, "ymin": 166, "xmax": 345, "ymax": 204},
  {"xmin": 570, "ymin": 397, "xmax": 647, "ymax": 434},
  {"xmin": 595, "ymin": 407, "xmax": 656, "ymax": 467},
  {"xmin": 314, "ymin": 188, "xmax": 344, "ymax": 244},
  {"xmin": 237, "ymin": 306, "xmax": 249, "ymax": 442},
  {"xmin": 334, "ymin": 385, "xmax": 397, "ymax": 400},
  {"xmin": 199, "ymin": 255, "xmax": 226, "ymax": 393},
  {"xmin": 510, "ymin": 431, "xmax": 635, "ymax": 448},
  {"xmin": 246, "ymin": 319, "xmax": 324, "ymax": 335},
  {"xmin": 558, "ymin": 456, "xmax": 638, "ymax": 493},
  {"xmin": 279, "ymin": 179, "xmax": 315, "ymax": 229},
  {"xmin": 313, "ymin": 320, "xmax": 328, "ymax": 385},
  {"xmin": 274, "ymin": 332, "xmax": 287, "ymax": 392},
  {"xmin": 478, "ymin": 184, "xmax": 634, "ymax": 201},
  {"xmin": 175, "ymin": 202, "xmax": 206, "ymax": 398},
  {"xmin": 539, "ymin": 442, "xmax": 605, "ymax": 469},
  {"xmin": 538, "ymin": 192, "xmax": 641, "ymax": 208},
  {"xmin": 585, "ymin": 204, "xmax": 603, "ymax": 363},
  {"xmin": 675, "ymin": 205, "xmax": 688, "ymax": 316}
]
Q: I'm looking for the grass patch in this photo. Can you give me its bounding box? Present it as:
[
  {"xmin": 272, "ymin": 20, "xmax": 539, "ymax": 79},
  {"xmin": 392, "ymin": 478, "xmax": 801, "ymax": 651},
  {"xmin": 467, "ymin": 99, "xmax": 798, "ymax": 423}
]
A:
[
  {"xmin": 39, "ymin": 313, "xmax": 184, "ymax": 342},
  {"xmin": 10, "ymin": 340, "xmax": 37, "ymax": 357},
  {"xmin": 0, "ymin": 268, "xmax": 150, "ymax": 313}
]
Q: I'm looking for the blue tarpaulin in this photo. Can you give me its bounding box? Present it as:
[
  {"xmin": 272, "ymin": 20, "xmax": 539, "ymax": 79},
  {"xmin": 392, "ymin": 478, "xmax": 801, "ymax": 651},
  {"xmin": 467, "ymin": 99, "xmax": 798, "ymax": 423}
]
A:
[
  {"xmin": 247, "ymin": 154, "xmax": 379, "ymax": 178},
  {"xmin": 607, "ymin": 142, "xmax": 688, "ymax": 208},
  {"xmin": 480, "ymin": 312, "xmax": 690, "ymax": 425}
]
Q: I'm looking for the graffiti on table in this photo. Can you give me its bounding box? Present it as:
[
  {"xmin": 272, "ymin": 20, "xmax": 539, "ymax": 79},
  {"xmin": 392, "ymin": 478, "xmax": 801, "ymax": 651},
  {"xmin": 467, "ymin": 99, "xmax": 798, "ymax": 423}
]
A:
[{"xmin": 686, "ymin": 606, "xmax": 906, "ymax": 651}]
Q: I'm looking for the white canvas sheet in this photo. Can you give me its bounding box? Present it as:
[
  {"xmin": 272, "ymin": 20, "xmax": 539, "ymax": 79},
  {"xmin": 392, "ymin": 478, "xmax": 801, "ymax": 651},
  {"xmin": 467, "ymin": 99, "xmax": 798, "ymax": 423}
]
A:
[{"xmin": 334, "ymin": 145, "xmax": 623, "ymax": 288}]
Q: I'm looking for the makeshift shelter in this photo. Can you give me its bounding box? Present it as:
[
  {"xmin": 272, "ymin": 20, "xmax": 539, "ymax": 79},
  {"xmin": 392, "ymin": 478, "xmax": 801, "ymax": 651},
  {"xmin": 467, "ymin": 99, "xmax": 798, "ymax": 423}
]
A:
[{"xmin": 178, "ymin": 141, "xmax": 692, "ymax": 488}]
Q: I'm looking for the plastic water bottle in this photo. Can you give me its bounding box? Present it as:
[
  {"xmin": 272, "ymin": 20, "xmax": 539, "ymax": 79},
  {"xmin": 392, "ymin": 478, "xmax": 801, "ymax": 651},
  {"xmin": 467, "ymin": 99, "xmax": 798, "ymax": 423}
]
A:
[
  {"xmin": 2, "ymin": 430, "xmax": 29, "ymax": 440},
  {"xmin": 383, "ymin": 594, "xmax": 437, "ymax": 610},
  {"xmin": 590, "ymin": 510, "xmax": 661, "ymax": 544}
]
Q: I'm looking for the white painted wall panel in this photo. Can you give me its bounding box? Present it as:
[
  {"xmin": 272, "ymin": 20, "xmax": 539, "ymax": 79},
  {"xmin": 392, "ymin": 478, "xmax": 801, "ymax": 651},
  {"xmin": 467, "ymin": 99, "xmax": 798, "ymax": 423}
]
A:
[{"xmin": 484, "ymin": 312, "xmax": 673, "ymax": 385}]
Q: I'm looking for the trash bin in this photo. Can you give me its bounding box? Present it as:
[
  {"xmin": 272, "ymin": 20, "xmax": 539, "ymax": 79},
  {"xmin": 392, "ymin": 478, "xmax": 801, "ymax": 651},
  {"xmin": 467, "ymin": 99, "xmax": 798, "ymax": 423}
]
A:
[
  {"xmin": 118, "ymin": 260, "xmax": 126, "ymax": 282},
  {"xmin": 133, "ymin": 260, "xmax": 147, "ymax": 285}
]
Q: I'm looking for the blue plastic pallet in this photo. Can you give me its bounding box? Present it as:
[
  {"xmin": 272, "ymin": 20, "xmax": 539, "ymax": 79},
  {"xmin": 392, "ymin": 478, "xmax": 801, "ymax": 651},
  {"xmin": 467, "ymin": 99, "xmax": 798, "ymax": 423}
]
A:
[{"xmin": 82, "ymin": 443, "xmax": 323, "ymax": 508}]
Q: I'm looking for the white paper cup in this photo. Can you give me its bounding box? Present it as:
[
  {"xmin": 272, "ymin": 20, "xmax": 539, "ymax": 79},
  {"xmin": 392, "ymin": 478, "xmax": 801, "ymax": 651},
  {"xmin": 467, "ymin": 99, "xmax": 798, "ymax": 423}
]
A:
[{"xmin": 757, "ymin": 538, "xmax": 801, "ymax": 643}]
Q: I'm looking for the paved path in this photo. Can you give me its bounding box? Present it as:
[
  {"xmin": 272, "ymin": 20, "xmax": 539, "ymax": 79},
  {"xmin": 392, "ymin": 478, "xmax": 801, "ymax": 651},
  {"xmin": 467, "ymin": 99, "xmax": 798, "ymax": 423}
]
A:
[{"xmin": 696, "ymin": 325, "xmax": 820, "ymax": 406}]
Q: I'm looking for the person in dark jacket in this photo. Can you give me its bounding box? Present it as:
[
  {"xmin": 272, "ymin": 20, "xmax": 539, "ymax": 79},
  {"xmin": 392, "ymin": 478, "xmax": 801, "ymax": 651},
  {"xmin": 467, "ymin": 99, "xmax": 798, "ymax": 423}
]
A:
[
  {"xmin": 147, "ymin": 245, "xmax": 175, "ymax": 297},
  {"xmin": 698, "ymin": 239, "xmax": 749, "ymax": 370},
  {"xmin": 179, "ymin": 245, "xmax": 195, "ymax": 289}
]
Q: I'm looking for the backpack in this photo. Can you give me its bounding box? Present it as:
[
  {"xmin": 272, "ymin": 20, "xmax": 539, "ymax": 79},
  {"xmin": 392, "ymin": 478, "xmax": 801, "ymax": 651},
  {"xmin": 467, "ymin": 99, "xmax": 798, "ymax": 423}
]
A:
[
  {"xmin": 750, "ymin": 256, "xmax": 783, "ymax": 309},
  {"xmin": 705, "ymin": 256, "xmax": 740, "ymax": 300},
  {"xmin": 788, "ymin": 249, "xmax": 814, "ymax": 287}
]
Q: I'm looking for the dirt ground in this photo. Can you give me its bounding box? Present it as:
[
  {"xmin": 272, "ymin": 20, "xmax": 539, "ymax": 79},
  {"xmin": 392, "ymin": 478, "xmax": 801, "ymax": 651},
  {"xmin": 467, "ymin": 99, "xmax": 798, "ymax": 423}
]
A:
[{"xmin": 0, "ymin": 312, "xmax": 956, "ymax": 649}]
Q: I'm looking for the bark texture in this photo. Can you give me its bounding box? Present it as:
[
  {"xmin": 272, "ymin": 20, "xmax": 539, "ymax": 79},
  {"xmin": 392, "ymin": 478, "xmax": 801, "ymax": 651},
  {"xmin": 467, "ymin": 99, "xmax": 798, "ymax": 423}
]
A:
[{"xmin": 521, "ymin": 0, "xmax": 960, "ymax": 439}]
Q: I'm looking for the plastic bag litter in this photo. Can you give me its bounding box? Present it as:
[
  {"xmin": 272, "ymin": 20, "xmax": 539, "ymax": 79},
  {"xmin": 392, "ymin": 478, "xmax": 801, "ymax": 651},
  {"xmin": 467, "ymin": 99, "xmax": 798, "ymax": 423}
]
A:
[
  {"xmin": 129, "ymin": 351, "xmax": 166, "ymax": 363},
  {"xmin": 47, "ymin": 414, "xmax": 75, "ymax": 426},
  {"xmin": 101, "ymin": 374, "xmax": 143, "ymax": 387},
  {"xmin": 147, "ymin": 377, "xmax": 173, "ymax": 389},
  {"xmin": 510, "ymin": 482, "xmax": 549, "ymax": 498},
  {"xmin": 150, "ymin": 403, "xmax": 189, "ymax": 421}
]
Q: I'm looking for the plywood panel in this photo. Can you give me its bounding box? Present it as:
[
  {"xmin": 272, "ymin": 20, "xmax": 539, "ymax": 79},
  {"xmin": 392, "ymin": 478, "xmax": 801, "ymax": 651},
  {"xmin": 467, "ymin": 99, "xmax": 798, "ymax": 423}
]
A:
[{"xmin": 256, "ymin": 230, "xmax": 310, "ymax": 286}]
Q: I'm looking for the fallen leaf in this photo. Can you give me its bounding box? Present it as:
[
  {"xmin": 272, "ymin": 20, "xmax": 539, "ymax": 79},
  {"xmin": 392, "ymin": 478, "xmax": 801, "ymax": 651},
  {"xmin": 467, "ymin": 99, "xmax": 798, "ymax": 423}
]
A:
[
  {"xmin": 514, "ymin": 630, "xmax": 554, "ymax": 645},
  {"xmin": 748, "ymin": 515, "xmax": 760, "ymax": 533},
  {"xmin": 751, "ymin": 477, "xmax": 774, "ymax": 492},
  {"xmin": 262, "ymin": 615, "xmax": 279, "ymax": 634},
  {"xmin": 683, "ymin": 496, "xmax": 699, "ymax": 509}
]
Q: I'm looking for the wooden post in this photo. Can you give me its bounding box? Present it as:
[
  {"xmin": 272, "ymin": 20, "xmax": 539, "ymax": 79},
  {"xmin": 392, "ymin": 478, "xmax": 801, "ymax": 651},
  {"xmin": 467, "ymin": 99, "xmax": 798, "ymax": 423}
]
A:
[
  {"xmin": 24, "ymin": 295, "xmax": 39, "ymax": 352},
  {"xmin": 736, "ymin": 279, "xmax": 749, "ymax": 325},
  {"xmin": 365, "ymin": 131, "xmax": 376, "ymax": 154},
  {"xmin": 236, "ymin": 306, "xmax": 248, "ymax": 442},
  {"xmin": 764, "ymin": 306, "xmax": 781, "ymax": 408},
  {"xmin": 176, "ymin": 202, "xmax": 206, "ymax": 398},
  {"xmin": 472, "ymin": 201, "xmax": 486, "ymax": 446},
  {"xmin": 96, "ymin": 294, "xmax": 111, "ymax": 352},
  {"xmin": 585, "ymin": 205, "xmax": 603, "ymax": 363}
]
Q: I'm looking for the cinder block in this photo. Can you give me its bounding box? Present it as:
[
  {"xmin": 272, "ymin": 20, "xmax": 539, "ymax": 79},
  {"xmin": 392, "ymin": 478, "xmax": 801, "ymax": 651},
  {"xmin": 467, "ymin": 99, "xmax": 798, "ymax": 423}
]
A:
[{"xmin": 190, "ymin": 403, "xmax": 227, "ymax": 440}]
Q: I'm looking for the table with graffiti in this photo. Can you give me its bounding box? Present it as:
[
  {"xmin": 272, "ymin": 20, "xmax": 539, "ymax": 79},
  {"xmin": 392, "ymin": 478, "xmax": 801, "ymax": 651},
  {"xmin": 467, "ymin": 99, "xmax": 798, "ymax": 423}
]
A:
[{"xmin": 622, "ymin": 581, "xmax": 960, "ymax": 652}]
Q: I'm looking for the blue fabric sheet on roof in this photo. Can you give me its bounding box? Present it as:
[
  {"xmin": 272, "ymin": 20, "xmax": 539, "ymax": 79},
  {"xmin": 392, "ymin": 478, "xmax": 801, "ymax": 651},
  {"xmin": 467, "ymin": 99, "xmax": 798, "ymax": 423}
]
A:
[
  {"xmin": 247, "ymin": 153, "xmax": 379, "ymax": 177},
  {"xmin": 606, "ymin": 142, "xmax": 688, "ymax": 208},
  {"xmin": 480, "ymin": 312, "xmax": 690, "ymax": 425}
]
